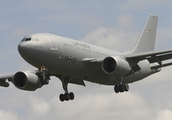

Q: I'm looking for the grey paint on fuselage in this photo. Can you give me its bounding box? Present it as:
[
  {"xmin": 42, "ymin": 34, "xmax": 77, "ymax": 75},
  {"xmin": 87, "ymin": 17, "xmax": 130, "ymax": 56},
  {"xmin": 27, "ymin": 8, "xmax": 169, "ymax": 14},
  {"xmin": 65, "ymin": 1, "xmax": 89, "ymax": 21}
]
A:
[
  {"xmin": 18, "ymin": 33, "xmax": 153, "ymax": 85},
  {"xmin": 3, "ymin": 14, "xmax": 172, "ymax": 102}
]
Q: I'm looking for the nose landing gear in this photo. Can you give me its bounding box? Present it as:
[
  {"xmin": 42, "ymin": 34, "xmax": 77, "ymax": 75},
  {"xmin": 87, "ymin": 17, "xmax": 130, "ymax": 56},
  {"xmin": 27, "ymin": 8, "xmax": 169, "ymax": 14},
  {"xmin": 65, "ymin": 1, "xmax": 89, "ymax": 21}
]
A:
[{"xmin": 38, "ymin": 66, "xmax": 50, "ymax": 85}]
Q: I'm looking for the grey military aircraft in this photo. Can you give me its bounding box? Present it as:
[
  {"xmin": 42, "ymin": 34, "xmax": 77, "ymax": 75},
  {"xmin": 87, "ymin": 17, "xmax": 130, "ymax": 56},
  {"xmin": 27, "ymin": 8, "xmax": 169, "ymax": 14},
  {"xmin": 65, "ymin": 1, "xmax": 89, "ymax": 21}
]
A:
[{"xmin": 0, "ymin": 14, "xmax": 172, "ymax": 102}]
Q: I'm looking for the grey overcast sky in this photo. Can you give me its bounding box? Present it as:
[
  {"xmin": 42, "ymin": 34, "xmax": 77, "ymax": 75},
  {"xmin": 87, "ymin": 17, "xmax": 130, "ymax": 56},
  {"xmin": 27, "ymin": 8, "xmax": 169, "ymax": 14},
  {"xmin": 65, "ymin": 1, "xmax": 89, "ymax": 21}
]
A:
[{"xmin": 0, "ymin": 0, "xmax": 172, "ymax": 120}]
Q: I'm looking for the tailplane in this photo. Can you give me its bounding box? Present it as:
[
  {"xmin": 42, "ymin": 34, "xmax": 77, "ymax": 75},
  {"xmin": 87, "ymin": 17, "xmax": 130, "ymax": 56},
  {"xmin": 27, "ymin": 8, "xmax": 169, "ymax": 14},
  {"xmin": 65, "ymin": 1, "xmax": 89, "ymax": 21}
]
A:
[{"xmin": 131, "ymin": 14, "xmax": 158, "ymax": 54}]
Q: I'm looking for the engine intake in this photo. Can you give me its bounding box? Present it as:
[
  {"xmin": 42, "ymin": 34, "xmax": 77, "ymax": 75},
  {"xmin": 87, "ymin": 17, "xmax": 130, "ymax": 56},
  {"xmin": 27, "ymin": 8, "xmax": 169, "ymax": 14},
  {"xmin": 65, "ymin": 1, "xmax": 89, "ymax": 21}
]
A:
[
  {"xmin": 102, "ymin": 56, "xmax": 131, "ymax": 77},
  {"xmin": 13, "ymin": 71, "xmax": 42, "ymax": 91}
]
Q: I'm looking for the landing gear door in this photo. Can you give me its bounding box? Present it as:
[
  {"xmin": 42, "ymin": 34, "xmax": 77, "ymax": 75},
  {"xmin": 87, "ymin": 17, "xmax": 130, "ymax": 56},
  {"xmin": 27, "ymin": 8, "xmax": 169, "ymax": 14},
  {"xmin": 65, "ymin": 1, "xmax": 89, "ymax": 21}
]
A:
[{"xmin": 47, "ymin": 36, "xmax": 58, "ymax": 50}]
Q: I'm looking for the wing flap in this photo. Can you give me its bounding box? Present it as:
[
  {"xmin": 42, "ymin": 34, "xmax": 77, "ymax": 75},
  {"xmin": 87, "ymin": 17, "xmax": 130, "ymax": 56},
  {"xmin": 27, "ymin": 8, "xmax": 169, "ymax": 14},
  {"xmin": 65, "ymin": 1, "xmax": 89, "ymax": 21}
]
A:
[
  {"xmin": 147, "ymin": 53, "xmax": 172, "ymax": 63},
  {"xmin": 0, "ymin": 79, "xmax": 10, "ymax": 87},
  {"xmin": 126, "ymin": 49, "xmax": 172, "ymax": 61},
  {"xmin": 151, "ymin": 62, "xmax": 172, "ymax": 69},
  {"xmin": 126, "ymin": 49, "xmax": 172, "ymax": 68},
  {"xmin": 0, "ymin": 74, "xmax": 13, "ymax": 87}
]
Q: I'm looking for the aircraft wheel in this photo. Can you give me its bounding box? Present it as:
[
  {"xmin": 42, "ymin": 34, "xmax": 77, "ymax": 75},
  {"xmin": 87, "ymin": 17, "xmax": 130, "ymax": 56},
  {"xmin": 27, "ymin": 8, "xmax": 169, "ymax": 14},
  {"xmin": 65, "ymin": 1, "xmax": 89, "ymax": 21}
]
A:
[
  {"xmin": 114, "ymin": 84, "xmax": 129, "ymax": 93},
  {"xmin": 59, "ymin": 92, "xmax": 75, "ymax": 102},
  {"xmin": 64, "ymin": 93, "xmax": 70, "ymax": 101},
  {"xmin": 114, "ymin": 85, "xmax": 120, "ymax": 93},
  {"xmin": 44, "ymin": 79, "xmax": 49, "ymax": 85},
  {"xmin": 119, "ymin": 85, "xmax": 124, "ymax": 92},
  {"xmin": 59, "ymin": 94, "xmax": 65, "ymax": 102},
  {"xmin": 124, "ymin": 84, "xmax": 129, "ymax": 91},
  {"xmin": 69, "ymin": 92, "xmax": 75, "ymax": 100}
]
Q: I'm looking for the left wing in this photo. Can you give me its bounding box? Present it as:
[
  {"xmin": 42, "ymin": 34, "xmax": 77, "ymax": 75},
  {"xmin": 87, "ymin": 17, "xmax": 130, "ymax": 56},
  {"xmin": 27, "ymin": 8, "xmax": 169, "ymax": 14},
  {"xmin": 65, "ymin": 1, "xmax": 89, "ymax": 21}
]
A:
[
  {"xmin": 82, "ymin": 49, "xmax": 172, "ymax": 71},
  {"xmin": 125, "ymin": 49, "xmax": 172, "ymax": 69}
]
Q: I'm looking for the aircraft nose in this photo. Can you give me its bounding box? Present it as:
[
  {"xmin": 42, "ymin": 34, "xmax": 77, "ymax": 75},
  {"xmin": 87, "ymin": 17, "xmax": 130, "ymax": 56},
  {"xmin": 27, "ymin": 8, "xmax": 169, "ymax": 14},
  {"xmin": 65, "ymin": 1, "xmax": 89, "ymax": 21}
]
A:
[
  {"xmin": 18, "ymin": 42, "xmax": 24, "ymax": 54},
  {"xmin": 18, "ymin": 42, "xmax": 28, "ymax": 57},
  {"xmin": 18, "ymin": 37, "xmax": 32, "ymax": 58}
]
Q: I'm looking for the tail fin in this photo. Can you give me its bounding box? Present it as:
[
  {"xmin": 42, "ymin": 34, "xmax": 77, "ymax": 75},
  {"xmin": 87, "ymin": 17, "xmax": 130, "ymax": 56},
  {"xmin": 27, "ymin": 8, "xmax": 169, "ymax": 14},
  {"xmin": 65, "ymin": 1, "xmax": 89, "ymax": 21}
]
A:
[{"xmin": 131, "ymin": 14, "xmax": 158, "ymax": 54}]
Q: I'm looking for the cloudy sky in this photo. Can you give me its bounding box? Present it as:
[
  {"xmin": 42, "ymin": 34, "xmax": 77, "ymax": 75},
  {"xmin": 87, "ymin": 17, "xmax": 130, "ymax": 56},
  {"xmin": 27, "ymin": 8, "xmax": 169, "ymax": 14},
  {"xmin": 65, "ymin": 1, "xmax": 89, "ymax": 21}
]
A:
[{"xmin": 0, "ymin": 0, "xmax": 172, "ymax": 120}]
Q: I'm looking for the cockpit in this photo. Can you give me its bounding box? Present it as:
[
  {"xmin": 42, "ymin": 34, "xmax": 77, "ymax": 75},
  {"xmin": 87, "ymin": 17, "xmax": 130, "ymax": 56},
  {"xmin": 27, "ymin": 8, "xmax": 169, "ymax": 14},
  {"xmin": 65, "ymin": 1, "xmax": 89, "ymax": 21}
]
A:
[{"xmin": 21, "ymin": 37, "xmax": 32, "ymax": 42}]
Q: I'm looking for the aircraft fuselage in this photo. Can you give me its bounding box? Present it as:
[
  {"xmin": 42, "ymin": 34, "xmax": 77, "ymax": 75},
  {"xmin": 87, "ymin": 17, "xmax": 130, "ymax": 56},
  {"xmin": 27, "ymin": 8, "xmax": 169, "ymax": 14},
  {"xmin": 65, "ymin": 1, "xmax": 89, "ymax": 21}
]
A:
[{"xmin": 18, "ymin": 33, "xmax": 155, "ymax": 85}]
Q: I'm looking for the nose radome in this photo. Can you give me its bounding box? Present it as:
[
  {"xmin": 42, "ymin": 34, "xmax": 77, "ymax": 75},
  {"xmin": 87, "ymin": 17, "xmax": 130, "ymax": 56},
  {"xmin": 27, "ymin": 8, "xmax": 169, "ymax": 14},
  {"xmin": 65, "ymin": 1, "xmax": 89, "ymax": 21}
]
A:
[
  {"xmin": 18, "ymin": 42, "xmax": 23, "ymax": 55},
  {"xmin": 18, "ymin": 40, "xmax": 32, "ymax": 60},
  {"xmin": 18, "ymin": 42, "xmax": 27, "ymax": 55},
  {"xmin": 18, "ymin": 36, "xmax": 32, "ymax": 55},
  {"xmin": 18, "ymin": 42, "xmax": 26, "ymax": 58}
]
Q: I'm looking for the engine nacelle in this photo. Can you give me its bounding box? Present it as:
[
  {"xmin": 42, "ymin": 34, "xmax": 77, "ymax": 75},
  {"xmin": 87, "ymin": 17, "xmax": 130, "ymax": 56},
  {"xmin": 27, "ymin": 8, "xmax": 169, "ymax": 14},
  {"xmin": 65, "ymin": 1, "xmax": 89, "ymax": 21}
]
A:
[
  {"xmin": 102, "ymin": 56, "xmax": 131, "ymax": 77},
  {"xmin": 13, "ymin": 71, "xmax": 42, "ymax": 91}
]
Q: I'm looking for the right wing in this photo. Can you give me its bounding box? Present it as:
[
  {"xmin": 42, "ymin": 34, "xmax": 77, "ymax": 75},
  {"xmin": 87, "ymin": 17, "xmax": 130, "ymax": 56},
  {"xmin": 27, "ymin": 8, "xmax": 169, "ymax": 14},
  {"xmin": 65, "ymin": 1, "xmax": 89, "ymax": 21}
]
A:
[
  {"xmin": 0, "ymin": 74, "xmax": 13, "ymax": 87},
  {"xmin": 0, "ymin": 72, "xmax": 86, "ymax": 88}
]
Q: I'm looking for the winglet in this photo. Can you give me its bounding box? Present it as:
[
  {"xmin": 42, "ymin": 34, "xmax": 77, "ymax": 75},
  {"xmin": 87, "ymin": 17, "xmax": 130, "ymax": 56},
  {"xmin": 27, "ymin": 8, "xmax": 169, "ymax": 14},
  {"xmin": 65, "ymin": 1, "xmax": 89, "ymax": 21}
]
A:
[{"xmin": 131, "ymin": 14, "xmax": 158, "ymax": 54}]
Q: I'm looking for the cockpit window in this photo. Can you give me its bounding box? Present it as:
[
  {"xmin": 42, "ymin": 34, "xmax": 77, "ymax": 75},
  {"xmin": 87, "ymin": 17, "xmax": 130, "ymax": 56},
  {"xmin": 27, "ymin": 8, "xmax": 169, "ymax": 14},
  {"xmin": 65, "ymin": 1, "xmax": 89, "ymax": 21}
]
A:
[
  {"xmin": 21, "ymin": 37, "xmax": 32, "ymax": 42},
  {"xmin": 25, "ymin": 38, "xmax": 31, "ymax": 41}
]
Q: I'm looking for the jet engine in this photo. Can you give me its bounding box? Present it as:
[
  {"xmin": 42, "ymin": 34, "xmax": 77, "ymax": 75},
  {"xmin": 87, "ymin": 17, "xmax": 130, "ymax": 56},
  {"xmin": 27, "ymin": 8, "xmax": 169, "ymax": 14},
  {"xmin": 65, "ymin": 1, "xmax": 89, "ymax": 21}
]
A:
[
  {"xmin": 13, "ymin": 71, "xmax": 42, "ymax": 91},
  {"xmin": 102, "ymin": 56, "xmax": 131, "ymax": 77}
]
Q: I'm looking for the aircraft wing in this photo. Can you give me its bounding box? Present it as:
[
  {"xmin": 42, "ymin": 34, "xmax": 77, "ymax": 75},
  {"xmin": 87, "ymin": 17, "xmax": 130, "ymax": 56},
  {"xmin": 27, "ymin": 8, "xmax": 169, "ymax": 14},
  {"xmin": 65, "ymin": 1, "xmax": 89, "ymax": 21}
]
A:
[
  {"xmin": 0, "ymin": 72, "xmax": 86, "ymax": 88},
  {"xmin": 82, "ymin": 58, "xmax": 104, "ymax": 71},
  {"xmin": 0, "ymin": 74, "xmax": 13, "ymax": 87},
  {"xmin": 82, "ymin": 49, "xmax": 172, "ymax": 70},
  {"xmin": 125, "ymin": 49, "xmax": 172, "ymax": 69}
]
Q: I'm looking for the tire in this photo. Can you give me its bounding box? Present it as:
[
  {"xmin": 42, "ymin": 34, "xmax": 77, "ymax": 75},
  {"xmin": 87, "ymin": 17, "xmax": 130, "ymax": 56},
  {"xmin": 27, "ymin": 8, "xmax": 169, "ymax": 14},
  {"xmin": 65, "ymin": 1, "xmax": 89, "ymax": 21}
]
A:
[
  {"xmin": 119, "ymin": 85, "xmax": 124, "ymax": 92},
  {"xmin": 45, "ymin": 79, "xmax": 49, "ymax": 85},
  {"xmin": 64, "ymin": 93, "xmax": 70, "ymax": 101},
  {"xmin": 114, "ymin": 85, "xmax": 120, "ymax": 93},
  {"xmin": 69, "ymin": 92, "xmax": 75, "ymax": 100},
  {"xmin": 59, "ymin": 94, "xmax": 64, "ymax": 102},
  {"xmin": 124, "ymin": 84, "xmax": 129, "ymax": 91}
]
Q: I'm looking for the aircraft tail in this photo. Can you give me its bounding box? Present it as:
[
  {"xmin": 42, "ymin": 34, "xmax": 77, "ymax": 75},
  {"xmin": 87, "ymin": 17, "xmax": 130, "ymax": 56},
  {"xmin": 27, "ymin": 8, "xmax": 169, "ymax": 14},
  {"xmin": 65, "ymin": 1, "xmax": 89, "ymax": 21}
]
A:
[{"xmin": 131, "ymin": 14, "xmax": 158, "ymax": 54}]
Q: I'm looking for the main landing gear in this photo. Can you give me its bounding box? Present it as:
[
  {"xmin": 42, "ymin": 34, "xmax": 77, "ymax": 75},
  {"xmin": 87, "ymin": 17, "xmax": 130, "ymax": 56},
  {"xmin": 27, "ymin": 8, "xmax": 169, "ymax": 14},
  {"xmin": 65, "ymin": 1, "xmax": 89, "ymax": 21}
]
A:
[
  {"xmin": 114, "ymin": 84, "xmax": 129, "ymax": 93},
  {"xmin": 59, "ymin": 92, "xmax": 74, "ymax": 102},
  {"xmin": 114, "ymin": 77, "xmax": 129, "ymax": 93},
  {"xmin": 58, "ymin": 76, "xmax": 75, "ymax": 102}
]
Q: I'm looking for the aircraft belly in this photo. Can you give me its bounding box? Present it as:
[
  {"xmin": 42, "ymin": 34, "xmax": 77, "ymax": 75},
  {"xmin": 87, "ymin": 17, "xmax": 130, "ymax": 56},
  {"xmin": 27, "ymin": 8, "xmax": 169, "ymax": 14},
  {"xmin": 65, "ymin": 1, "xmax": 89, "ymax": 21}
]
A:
[
  {"xmin": 46, "ymin": 58, "xmax": 118, "ymax": 85},
  {"xmin": 47, "ymin": 58, "xmax": 151, "ymax": 86}
]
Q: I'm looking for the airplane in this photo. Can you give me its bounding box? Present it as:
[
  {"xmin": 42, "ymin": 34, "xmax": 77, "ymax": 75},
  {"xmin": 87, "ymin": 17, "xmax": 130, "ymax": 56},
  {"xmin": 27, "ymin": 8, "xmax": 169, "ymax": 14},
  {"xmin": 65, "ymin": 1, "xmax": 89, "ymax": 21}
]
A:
[{"xmin": 0, "ymin": 14, "xmax": 172, "ymax": 102}]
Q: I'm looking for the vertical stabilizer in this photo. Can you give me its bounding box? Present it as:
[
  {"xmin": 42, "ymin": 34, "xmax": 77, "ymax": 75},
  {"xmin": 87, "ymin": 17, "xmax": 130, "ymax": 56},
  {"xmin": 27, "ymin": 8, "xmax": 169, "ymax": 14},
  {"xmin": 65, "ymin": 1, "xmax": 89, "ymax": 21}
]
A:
[{"xmin": 131, "ymin": 14, "xmax": 158, "ymax": 54}]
